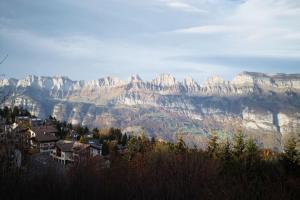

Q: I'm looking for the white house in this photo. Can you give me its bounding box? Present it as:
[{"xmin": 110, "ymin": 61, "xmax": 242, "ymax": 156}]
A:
[{"xmin": 90, "ymin": 143, "xmax": 102, "ymax": 157}]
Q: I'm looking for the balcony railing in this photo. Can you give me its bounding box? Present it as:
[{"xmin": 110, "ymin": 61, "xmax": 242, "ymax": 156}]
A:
[{"xmin": 50, "ymin": 152, "xmax": 74, "ymax": 162}]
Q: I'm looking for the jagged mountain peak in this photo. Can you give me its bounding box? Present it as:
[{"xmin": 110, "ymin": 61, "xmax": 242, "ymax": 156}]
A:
[
  {"xmin": 204, "ymin": 75, "xmax": 226, "ymax": 86},
  {"xmin": 16, "ymin": 75, "xmax": 38, "ymax": 87},
  {"xmin": 0, "ymin": 77, "xmax": 17, "ymax": 87},
  {"xmin": 2, "ymin": 72, "xmax": 300, "ymax": 95},
  {"xmin": 129, "ymin": 74, "xmax": 142, "ymax": 82},
  {"xmin": 238, "ymin": 71, "xmax": 300, "ymax": 81},
  {"xmin": 231, "ymin": 72, "xmax": 255, "ymax": 86},
  {"xmin": 1, "ymin": 71, "xmax": 300, "ymax": 150},
  {"xmin": 152, "ymin": 73, "xmax": 177, "ymax": 86},
  {"xmin": 98, "ymin": 76, "xmax": 126, "ymax": 87},
  {"xmin": 183, "ymin": 76, "xmax": 198, "ymax": 86}
]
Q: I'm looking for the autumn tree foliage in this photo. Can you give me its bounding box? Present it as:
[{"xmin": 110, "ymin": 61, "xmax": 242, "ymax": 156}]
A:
[{"xmin": 0, "ymin": 108, "xmax": 299, "ymax": 200}]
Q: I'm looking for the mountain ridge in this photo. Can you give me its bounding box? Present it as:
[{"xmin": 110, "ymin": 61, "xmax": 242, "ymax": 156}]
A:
[
  {"xmin": 1, "ymin": 71, "xmax": 300, "ymax": 150},
  {"xmin": 3, "ymin": 71, "xmax": 300, "ymax": 89}
]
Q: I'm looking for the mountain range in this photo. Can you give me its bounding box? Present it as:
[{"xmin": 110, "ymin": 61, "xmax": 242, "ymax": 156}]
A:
[{"xmin": 1, "ymin": 71, "xmax": 300, "ymax": 150}]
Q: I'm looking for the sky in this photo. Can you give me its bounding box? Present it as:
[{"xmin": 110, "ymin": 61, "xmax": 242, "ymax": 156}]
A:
[{"xmin": 0, "ymin": 0, "xmax": 300, "ymax": 83}]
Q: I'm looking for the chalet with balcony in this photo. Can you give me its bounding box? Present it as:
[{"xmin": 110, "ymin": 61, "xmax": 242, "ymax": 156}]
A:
[
  {"xmin": 29, "ymin": 125, "xmax": 59, "ymax": 152},
  {"xmin": 50, "ymin": 140, "xmax": 90, "ymax": 165}
]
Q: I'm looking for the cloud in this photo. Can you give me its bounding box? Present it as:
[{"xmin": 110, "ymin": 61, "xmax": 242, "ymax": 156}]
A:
[
  {"xmin": 167, "ymin": 0, "xmax": 300, "ymax": 57},
  {"xmin": 166, "ymin": 54, "xmax": 300, "ymax": 70},
  {"xmin": 0, "ymin": 0, "xmax": 299, "ymax": 80},
  {"xmin": 160, "ymin": 0, "xmax": 207, "ymax": 13},
  {"xmin": 0, "ymin": 26, "xmax": 108, "ymax": 61},
  {"xmin": 173, "ymin": 25, "xmax": 242, "ymax": 34}
]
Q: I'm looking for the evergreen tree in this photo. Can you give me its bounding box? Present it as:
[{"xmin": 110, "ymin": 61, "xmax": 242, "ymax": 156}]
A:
[
  {"xmin": 79, "ymin": 136, "xmax": 87, "ymax": 144},
  {"xmin": 75, "ymin": 125, "xmax": 84, "ymax": 135},
  {"xmin": 102, "ymin": 141, "xmax": 109, "ymax": 156},
  {"xmin": 139, "ymin": 130, "xmax": 149, "ymax": 152},
  {"xmin": 245, "ymin": 138, "xmax": 260, "ymax": 165},
  {"xmin": 151, "ymin": 136, "xmax": 156, "ymax": 144},
  {"xmin": 126, "ymin": 137, "xmax": 139, "ymax": 160},
  {"xmin": 115, "ymin": 129, "xmax": 122, "ymax": 144},
  {"xmin": 67, "ymin": 123, "xmax": 73, "ymax": 129},
  {"xmin": 121, "ymin": 133, "xmax": 128, "ymax": 146},
  {"xmin": 20, "ymin": 107, "xmax": 31, "ymax": 116},
  {"xmin": 0, "ymin": 108, "xmax": 3, "ymax": 118},
  {"xmin": 108, "ymin": 140, "xmax": 119, "ymax": 156},
  {"xmin": 219, "ymin": 139, "xmax": 232, "ymax": 162},
  {"xmin": 174, "ymin": 136, "xmax": 187, "ymax": 154},
  {"xmin": 140, "ymin": 130, "xmax": 146, "ymax": 143},
  {"xmin": 207, "ymin": 133, "xmax": 219, "ymax": 159},
  {"xmin": 12, "ymin": 106, "xmax": 20, "ymax": 119},
  {"xmin": 3, "ymin": 106, "xmax": 11, "ymax": 123},
  {"xmin": 283, "ymin": 136, "xmax": 298, "ymax": 169},
  {"xmin": 232, "ymin": 130, "xmax": 245, "ymax": 160},
  {"xmin": 84, "ymin": 126, "xmax": 89, "ymax": 134},
  {"xmin": 92, "ymin": 128, "xmax": 99, "ymax": 139}
]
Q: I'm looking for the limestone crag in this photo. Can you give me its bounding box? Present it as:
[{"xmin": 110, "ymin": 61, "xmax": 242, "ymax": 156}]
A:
[{"xmin": 1, "ymin": 71, "xmax": 300, "ymax": 149}]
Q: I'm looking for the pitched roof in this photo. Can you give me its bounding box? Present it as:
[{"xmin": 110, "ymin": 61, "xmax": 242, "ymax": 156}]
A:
[
  {"xmin": 31, "ymin": 125, "xmax": 59, "ymax": 143},
  {"xmin": 31, "ymin": 125, "xmax": 58, "ymax": 134},
  {"xmin": 56, "ymin": 140, "xmax": 74, "ymax": 152},
  {"xmin": 56, "ymin": 140, "xmax": 90, "ymax": 153},
  {"xmin": 35, "ymin": 133, "xmax": 59, "ymax": 143}
]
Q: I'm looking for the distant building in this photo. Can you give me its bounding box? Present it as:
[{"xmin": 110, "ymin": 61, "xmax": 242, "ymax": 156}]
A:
[
  {"xmin": 44, "ymin": 118, "xmax": 57, "ymax": 126},
  {"xmin": 70, "ymin": 130, "xmax": 80, "ymax": 140},
  {"xmin": 50, "ymin": 140, "xmax": 90, "ymax": 165},
  {"xmin": 0, "ymin": 122, "xmax": 29, "ymax": 143},
  {"xmin": 15, "ymin": 116, "xmax": 30, "ymax": 124},
  {"xmin": 30, "ymin": 118, "xmax": 43, "ymax": 127},
  {"xmin": 15, "ymin": 116, "xmax": 44, "ymax": 126}
]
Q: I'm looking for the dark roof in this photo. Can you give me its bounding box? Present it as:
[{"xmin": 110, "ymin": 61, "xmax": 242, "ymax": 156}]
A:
[
  {"xmin": 56, "ymin": 140, "xmax": 90, "ymax": 153},
  {"xmin": 56, "ymin": 140, "xmax": 74, "ymax": 152},
  {"xmin": 35, "ymin": 133, "xmax": 58, "ymax": 143},
  {"xmin": 15, "ymin": 116, "xmax": 30, "ymax": 120},
  {"xmin": 31, "ymin": 125, "xmax": 59, "ymax": 143},
  {"xmin": 31, "ymin": 125, "xmax": 58, "ymax": 135}
]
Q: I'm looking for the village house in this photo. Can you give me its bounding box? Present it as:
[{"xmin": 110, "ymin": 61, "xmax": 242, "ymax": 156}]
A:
[
  {"xmin": 44, "ymin": 118, "xmax": 57, "ymax": 126},
  {"xmin": 90, "ymin": 143, "xmax": 102, "ymax": 157},
  {"xmin": 29, "ymin": 125, "xmax": 59, "ymax": 152},
  {"xmin": 30, "ymin": 118, "xmax": 43, "ymax": 127},
  {"xmin": 8, "ymin": 123, "xmax": 29, "ymax": 144},
  {"xmin": 0, "ymin": 122, "xmax": 28, "ymax": 143},
  {"xmin": 15, "ymin": 116, "xmax": 30, "ymax": 124},
  {"xmin": 50, "ymin": 140, "xmax": 90, "ymax": 165}
]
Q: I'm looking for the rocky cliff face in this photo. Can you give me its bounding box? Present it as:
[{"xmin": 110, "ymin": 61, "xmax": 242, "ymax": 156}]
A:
[{"xmin": 1, "ymin": 71, "xmax": 300, "ymax": 149}]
